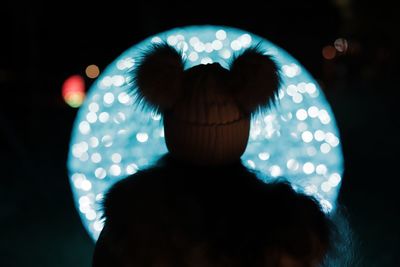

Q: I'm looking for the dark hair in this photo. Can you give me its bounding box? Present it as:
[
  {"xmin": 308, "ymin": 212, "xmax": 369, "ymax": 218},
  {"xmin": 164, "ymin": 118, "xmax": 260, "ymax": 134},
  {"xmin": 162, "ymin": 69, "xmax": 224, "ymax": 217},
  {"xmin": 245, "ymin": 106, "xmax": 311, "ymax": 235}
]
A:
[{"xmin": 93, "ymin": 155, "xmax": 353, "ymax": 267}]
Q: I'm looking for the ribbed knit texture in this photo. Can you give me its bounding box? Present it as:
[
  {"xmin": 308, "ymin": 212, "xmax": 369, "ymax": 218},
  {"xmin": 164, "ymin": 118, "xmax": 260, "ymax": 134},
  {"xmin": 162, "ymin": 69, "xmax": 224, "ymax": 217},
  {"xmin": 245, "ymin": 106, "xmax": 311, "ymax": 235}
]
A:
[{"xmin": 164, "ymin": 63, "xmax": 250, "ymax": 165}]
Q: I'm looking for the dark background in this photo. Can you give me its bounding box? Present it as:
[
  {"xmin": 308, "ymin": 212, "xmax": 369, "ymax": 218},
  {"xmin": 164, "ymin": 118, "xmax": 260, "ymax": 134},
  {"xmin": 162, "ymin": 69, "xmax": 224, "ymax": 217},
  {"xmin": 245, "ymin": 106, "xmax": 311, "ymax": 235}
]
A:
[{"xmin": 1, "ymin": 0, "xmax": 398, "ymax": 266}]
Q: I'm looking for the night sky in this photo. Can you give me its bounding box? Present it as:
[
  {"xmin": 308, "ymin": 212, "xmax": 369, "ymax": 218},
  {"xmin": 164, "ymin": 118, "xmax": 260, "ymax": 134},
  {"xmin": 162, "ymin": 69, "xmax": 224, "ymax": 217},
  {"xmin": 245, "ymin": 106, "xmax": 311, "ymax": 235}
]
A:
[{"xmin": 1, "ymin": 0, "xmax": 399, "ymax": 266}]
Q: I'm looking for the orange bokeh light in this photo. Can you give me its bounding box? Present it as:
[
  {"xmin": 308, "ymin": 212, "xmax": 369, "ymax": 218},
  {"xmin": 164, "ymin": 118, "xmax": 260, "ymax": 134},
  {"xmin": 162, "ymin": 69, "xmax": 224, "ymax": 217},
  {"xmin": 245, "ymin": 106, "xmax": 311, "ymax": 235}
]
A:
[
  {"xmin": 322, "ymin": 46, "xmax": 336, "ymax": 60},
  {"xmin": 85, "ymin": 64, "xmax": 100, "ymax": 79}
]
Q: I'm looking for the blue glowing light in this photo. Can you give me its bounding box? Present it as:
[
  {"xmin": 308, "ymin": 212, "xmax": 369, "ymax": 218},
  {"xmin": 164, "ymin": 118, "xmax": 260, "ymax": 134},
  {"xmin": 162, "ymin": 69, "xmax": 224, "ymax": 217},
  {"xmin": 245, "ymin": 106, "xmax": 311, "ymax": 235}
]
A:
[{"xmin": 67, "ymin": 26, "xmax": 344, "ymax": 241}]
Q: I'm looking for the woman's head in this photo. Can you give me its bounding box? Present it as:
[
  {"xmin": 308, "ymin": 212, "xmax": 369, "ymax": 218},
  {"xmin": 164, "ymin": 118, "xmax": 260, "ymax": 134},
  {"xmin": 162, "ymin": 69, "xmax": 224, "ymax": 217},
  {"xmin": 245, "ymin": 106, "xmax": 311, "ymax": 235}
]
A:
[{"xmin": 131, "ymin": 43, "xmax": 281, "ymax": 165}]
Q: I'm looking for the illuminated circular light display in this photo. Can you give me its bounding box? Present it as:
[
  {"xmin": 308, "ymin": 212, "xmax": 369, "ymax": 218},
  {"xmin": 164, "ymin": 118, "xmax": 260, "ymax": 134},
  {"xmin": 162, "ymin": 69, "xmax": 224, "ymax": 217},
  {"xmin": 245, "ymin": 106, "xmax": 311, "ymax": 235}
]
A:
[{"xmin": 67, "ymin": 26, "xmax": 344, "ymax": 241}]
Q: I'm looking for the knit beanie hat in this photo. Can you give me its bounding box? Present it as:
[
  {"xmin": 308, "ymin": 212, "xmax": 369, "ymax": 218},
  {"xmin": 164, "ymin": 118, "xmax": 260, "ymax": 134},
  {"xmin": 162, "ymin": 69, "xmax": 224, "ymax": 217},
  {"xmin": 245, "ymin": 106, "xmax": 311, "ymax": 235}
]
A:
[{"xmin": 132, "ymin": 43, "xmax": 280, "ymax": 165}]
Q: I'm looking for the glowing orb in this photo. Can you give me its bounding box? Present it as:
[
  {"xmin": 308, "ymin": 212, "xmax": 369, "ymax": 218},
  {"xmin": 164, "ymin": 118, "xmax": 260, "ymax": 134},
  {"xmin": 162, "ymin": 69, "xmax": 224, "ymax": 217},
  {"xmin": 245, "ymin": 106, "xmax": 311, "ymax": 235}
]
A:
[
  {"xmin": 322, "ymin": 45, "xmax": 337, "ymax": 60},
  {"xmin": 334, "ymin": 38, "xmax": 348, "ymax": 53},
  {"xmin": 85, "ymin": 64, "xmax": 100, "ymax": 79},
  {"xmin": 62, "ymin": 75, "xmax": 86, "ymax": 108},
  {"xmin": 67, "ymin": 26, "xmax": 344, "ymax": 241}
]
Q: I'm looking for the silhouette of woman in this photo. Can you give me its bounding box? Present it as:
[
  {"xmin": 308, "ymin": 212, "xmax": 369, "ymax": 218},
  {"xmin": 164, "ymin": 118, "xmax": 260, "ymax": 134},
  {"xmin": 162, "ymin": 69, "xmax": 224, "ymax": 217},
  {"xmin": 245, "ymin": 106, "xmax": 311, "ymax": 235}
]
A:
[{"xmin": 92, "ymin": 43, "xmax": 350, "ymax": 267}]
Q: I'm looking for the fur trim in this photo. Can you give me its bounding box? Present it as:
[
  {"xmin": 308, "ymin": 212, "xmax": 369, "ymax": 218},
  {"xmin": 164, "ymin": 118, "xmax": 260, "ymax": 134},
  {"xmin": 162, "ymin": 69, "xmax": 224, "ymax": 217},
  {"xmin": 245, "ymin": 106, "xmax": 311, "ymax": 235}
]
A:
[
  {"xmin": 132, "ymin": 43, "xmax": 185, "ymax": 112},
  {"xmin": 229, "ymin": 46, "xmax": 281, "ymax": 115}
]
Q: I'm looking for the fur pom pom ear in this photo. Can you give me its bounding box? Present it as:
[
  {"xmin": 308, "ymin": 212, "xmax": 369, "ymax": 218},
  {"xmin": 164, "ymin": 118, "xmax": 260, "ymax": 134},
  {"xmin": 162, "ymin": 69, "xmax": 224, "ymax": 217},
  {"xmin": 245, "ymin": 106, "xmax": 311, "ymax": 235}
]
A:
[
  {"xmin": 133, "ymin": 43, "xmax": 185, "ymax": 112},
  {"xmin": 229, "ymin": 46, "xmax": 281, "ymax": 115}
]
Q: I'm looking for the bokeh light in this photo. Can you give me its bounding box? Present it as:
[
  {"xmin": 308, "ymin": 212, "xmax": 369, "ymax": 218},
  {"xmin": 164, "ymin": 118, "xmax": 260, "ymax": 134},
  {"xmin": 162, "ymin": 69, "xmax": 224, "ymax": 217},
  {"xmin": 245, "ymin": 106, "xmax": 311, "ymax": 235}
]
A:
[
  {"xmin": 85, "ymin": 64, "xmax": 100, "ymax": 79},
  {"xmin": 62, "ymin": 75, "xmax": 85, "ymax": 108},
  {"xmin": 67, "ymin": 26, "xmax": 344, "ymax": 241},
  {"xmin": 334, "ymin": 38, "xmax": 348, "ymax": 53},
  {"xmin": 322, "ymin": 45, "xmax": 337, "ymax": 60}
]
